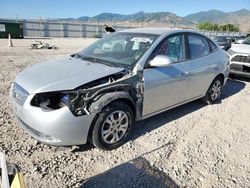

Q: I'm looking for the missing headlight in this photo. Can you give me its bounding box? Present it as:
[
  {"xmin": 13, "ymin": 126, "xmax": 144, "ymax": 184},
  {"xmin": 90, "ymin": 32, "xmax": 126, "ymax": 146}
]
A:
[{"xmin": 31, "ymin": 93, "xmax": 71, "ymax": 110}]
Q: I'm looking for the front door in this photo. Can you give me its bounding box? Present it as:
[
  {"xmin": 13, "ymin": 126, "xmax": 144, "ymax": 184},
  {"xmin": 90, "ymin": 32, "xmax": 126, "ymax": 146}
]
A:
[{"xmin": 142, "ymin": 34, "xmax": 190, "ymax": 117}]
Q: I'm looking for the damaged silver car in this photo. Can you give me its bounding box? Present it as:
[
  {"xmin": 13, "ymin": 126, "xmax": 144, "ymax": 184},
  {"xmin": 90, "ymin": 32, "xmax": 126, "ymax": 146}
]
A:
[{"xmin": 10, "ymin": 28, "xmax": 230, "ymax": 150}]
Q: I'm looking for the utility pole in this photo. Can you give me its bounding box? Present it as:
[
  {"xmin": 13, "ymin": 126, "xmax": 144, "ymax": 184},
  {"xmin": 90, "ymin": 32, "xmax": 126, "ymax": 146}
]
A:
[
  {"xmin": 141, "ymin": 11, "xmax": 144, "ymax": 28},
  {"xmin": 39, "ymin": 16, "xmax": 42, "ymax": 37}
]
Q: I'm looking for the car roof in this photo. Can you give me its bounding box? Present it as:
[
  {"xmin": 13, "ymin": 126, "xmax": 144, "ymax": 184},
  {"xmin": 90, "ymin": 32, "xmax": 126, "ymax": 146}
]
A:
[{"xmin": 119, "ymin": 27, "xmax": 200, "ymax": 36}]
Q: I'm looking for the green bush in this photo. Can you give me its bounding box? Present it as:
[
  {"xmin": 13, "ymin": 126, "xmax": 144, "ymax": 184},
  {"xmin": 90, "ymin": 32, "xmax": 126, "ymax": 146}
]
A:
[{"xmin": 198, "ymin": 22, "xmax": 239, "ymax": 32}]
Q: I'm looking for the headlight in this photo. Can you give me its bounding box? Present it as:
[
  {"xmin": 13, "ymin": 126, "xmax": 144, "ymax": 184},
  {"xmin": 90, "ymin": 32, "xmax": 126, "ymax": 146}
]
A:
[
  {"xmin": 227, "ymin": 49, "xmax": 235, "ymax": 56},
  {"xmin": 12, "ymin": 83, "xmax": 29, "ymax": 106}
]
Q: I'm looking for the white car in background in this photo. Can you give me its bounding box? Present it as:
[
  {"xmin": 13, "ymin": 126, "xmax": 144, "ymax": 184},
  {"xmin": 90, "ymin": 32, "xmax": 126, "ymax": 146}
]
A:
[
  {"xmin": 234, "ymin": 36, "xmax": 247, "ymax": 44},
  {"xmin": 228, "ymin": 36, "xmax": 250, "ymax": 78}
]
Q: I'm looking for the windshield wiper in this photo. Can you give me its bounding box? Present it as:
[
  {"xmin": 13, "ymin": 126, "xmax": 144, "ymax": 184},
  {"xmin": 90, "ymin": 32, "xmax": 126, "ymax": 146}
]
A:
[
  {"xmin": 74, "ymin": 53, "xmax": 125, "ymax": 68},
  {"xmin": 79, "ymin": 54, "xmax": 120, "ymax": 67},
  {"xmin": 80, "ymin": 55, "xmax": 97, "ymax": 62},
  {"xmin": 95, "ymin": 58, "xmax": 125, "ymax": 68}
]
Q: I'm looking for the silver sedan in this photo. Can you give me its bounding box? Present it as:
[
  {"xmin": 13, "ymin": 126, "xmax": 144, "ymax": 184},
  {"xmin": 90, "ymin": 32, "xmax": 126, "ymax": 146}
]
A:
[{"xmin": 10, "ymin": 28, "xmax": 230, "ymax": 150}]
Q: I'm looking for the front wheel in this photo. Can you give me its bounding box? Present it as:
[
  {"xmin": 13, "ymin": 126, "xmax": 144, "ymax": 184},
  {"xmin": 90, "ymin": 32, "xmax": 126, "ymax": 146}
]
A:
[
  {"xmin": 90, "ymin": 101, "xmax": 133, "ymax": 150},
  {"xmin": 202, "ymin": 77, "xmax": 223, "ymax": 104}
]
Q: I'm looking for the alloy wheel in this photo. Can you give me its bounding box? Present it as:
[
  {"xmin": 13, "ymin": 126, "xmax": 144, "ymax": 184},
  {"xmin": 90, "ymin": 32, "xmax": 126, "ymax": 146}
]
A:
[
  {"xmin": 211, "ymin": 80, "xmax": 221, "ymax": 101},
  {"xmin": 101, "ymin": 111, "xmax": 129, "ymax": 144}
]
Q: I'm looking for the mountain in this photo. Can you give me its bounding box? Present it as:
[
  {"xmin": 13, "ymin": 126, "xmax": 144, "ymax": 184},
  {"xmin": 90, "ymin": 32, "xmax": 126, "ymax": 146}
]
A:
[
  {"xmin": 185, "ymin": 9, "xmax": 250, "ymax": 31},
  {"xmin": 185, "ymin": 10, "xmax": 227, "ymax": 23},
  {"xmin": 141, "ymin": 12, "xmax": 193, "ymax": 25},
  {"xmin": 79, "ymin": 13, "xmax": 125, "ymax": 22},
  {"xmin": 59, "ymin": 9, "xmax": 250, "ymax": 32},
  {"xmin": 76, "ymin": 12, "xmax": 194, "ymax": 27}
]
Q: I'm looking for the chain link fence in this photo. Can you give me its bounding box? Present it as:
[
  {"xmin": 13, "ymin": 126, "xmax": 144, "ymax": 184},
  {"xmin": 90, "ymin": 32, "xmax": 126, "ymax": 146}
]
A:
[{"xmin": 0, "ymin": 19, "xmax": 247, "ymax": 38}]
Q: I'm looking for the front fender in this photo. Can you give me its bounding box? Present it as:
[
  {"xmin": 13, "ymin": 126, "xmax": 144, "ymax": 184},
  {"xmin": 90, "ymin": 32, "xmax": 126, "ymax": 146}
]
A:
[{"xmin": 89, "ymin": 91, "xmax": 135, "ymax": 113}]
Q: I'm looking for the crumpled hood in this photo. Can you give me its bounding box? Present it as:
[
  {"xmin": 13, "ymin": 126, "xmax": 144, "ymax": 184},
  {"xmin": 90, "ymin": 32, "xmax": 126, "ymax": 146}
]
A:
[
  {"xmin": 231, "ymin": 44, "xmax": 250, "ymax": 54},
  {"xmin": 15, "ymin": 57, "xmax": 125, "ymax": 94}
]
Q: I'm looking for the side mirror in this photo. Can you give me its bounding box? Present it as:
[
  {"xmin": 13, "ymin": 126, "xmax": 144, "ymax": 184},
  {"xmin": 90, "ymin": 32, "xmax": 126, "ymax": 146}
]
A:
[{"xmin": 149, "ymin": 55, "xmax": 172, "ymax": 67}]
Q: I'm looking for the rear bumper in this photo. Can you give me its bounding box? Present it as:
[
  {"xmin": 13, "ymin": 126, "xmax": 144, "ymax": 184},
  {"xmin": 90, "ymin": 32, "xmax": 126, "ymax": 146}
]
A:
[{"xmin": 10, "ymin": 85, "xmax": 95, "ymax": 146}]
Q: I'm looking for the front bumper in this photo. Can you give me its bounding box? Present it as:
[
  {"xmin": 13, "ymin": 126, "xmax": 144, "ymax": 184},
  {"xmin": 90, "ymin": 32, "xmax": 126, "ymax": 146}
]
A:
[
  {"xmin": 230, "ymin": 53, "xmax": 250, "ymax": 78},
  {"xmin": 10, "ymin": 85, "xmax": 96, "ymax": 146}
]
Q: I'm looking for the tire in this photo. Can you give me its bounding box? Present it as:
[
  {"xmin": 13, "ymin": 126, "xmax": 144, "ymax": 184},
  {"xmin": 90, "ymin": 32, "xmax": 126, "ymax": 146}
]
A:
[
  {"xmin": 202, "ymin": 77, "xmax": 223, "ymax": 104},
  {"xmin": 91, "ymin": 101, "xmax": 133, "ymax": 150}
]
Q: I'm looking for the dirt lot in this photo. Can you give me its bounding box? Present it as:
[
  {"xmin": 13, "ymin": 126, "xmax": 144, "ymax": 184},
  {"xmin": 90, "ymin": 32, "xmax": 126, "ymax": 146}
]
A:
[{"xmin": 0, "ymin": 37, "xmax": 250, "ymax": 188}]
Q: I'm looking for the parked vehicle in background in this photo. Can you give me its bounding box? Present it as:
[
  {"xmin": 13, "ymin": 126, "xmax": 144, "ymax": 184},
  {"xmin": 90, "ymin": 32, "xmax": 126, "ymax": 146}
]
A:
[
  {"xmin": 233, "ymin": 36, "xmax": 247, "ymax": 44},
  {"xmin": 0, "ymin": 22, "xmax": 23, "ymax": 38},
  {"xmin": 230, "ymin": 36, "xmax": 247, "ymax": 44},
  {"xmin": 213, "ymin": 36, "xmax": 233, "ymax": 51},
  {"xmin": 10, "ymin": 28, "xmax": 230, "ymax": 150},
  {"xmin": 228, "ymin": 36, "xmax": 250, "ymax": 78}
]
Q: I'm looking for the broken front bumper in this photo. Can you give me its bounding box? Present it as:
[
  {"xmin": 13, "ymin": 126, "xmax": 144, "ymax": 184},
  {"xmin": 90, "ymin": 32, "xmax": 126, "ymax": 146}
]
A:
[{"xmin": 10, "ymin": 85, "xmax": 96, "ymax": 146}]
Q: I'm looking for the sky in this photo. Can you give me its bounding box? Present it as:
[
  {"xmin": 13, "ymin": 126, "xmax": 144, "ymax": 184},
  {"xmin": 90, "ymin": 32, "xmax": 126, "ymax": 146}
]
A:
[{"xmin": 0, "ymin": 0, "xmax": 249, "ymax": 19}]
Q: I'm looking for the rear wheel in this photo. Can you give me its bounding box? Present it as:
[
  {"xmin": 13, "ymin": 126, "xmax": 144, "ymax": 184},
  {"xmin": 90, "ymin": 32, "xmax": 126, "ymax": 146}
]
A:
[
  {"xmin": 202, "ymin": 77, "xmax": 223, "ymax": 104},
  {"xmin": 91, "ymin": 101, "xmax": 133, "ymax": 150}
]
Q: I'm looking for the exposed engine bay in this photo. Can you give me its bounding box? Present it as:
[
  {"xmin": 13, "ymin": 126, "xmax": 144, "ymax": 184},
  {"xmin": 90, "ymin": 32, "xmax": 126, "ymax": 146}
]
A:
[{"xmin": 30, "ymin": 70, "xmax": 144, "ymax": 120}]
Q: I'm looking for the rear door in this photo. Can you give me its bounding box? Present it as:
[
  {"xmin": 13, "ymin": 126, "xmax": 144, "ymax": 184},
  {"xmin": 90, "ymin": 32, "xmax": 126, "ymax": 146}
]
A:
[{"xmin": 186, "ymin": 33, "xmax": 218, "ymax": 99}]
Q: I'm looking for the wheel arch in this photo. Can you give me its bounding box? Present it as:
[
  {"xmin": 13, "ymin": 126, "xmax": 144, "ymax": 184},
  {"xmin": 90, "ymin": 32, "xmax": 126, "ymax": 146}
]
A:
[
  {"xmin": 201, "ymin": 72, "xmax": 225, "ymax": 104},
  {"xmin": 216, "ymin": 73, "xmax": 224, "ymax": 81},
  {"xmin": 206, "ymin": 73, "xmax": 225, "ymax": 94},
  {"xmin": 87, "ymin": 92, "xmax": 136, "ymax": 142},
  {"xmin": 215, "ymin": 73, "xmax": 225, "ymax": 85},
  {"xmin": 89, "ymin": 91, "xmax": 136, "ymax": 118}
]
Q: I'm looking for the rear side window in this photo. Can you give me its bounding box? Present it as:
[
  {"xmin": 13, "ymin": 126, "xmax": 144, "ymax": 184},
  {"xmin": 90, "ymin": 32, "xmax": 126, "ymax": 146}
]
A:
[{"xmin": 188, "ymin": 34, "xmax": 210, "ymax": 59}]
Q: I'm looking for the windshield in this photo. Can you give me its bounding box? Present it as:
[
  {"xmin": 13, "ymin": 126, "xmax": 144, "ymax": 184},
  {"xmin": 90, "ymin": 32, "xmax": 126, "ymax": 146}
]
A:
[
  {"xmin": 77, "ymin": 32, "xmax": 158, "ymax": 68},
  {"xmin": 243, "ymin": 37, "xmax": 250, "ymax": 45}
]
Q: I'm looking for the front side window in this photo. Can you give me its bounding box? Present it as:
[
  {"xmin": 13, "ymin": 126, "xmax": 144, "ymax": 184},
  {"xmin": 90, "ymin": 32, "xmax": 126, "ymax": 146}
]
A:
[
  {"xmin": 77, "ymin": 32, "xmax": 158, "ymax": 68},
  {"xmin": 150, "ymin": 34, "xmax": 184, "ymax": 63},
  {"xmin": 188, "ymin": 34, "xmax": 210, "ymax": 59}
]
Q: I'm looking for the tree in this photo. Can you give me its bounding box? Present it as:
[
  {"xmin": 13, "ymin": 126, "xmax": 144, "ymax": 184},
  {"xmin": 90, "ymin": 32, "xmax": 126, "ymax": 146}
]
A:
[{"xmin": 198, "ymin": 22, "xmax": 240, "ymax": 32}]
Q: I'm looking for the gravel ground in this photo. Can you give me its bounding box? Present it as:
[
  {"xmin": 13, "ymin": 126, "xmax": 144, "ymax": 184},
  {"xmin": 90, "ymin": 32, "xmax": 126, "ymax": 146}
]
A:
[{"xmin": 0, "ymin": 37, "xmax": 250, "ymax": 188}]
